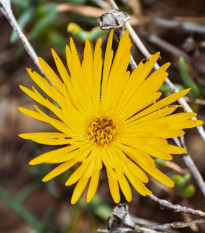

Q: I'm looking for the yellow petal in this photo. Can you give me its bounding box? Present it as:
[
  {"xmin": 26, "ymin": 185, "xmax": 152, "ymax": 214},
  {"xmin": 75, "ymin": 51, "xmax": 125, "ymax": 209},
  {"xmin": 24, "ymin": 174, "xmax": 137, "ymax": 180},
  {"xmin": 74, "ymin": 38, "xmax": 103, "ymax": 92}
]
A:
[
  {"xmin": 141, "ymin": 146, "xmax": 173, "ymax": 160},
  {"xmin": 87, "ymin": 170, "xmax": 100, "ymax": 203},
  {"xmin": 51, "ymin": 48, "xmax": 71, "ymax": 89},
  {"xmin": 65, "ymin": 156, "xmax": 92, "ymax": 186},
  {"xmin": 130, "ymin": 88, "xmax": 191, "ymax": 122},
  {"xmin": 42, "ymin": 160, "xmax": 77, "ymax": 182},
  {"xmin": 101, "ymin": 30, "xmax": 114, "ymax": 107},
  {"xmin": 116, "ymin": 52, "xmax": 161, "ymax": 112},
  {"xmin": 29, "ymin": 145, "xmax": 77, "ymax": 165},
  {"xmin": 117, "ymin": 149, "xmax": 148, "ymax": 183},
  {"xmin": 107, "ymin": 171, "xmax": 120, "ymax": 203},
  {"xmin": 47, "ymin": 144, "xmax": 90, "ymax": 164},
  {"xmin": 118, "ymin": 175, "xmax": 132, "ymax": 202},
  {"xmin": 83, "ymin": 154, "xmax": 96, "ymax": 178},
  {"xmin": 19, "ymin": 132, "xmax": 72, "ymax": 145},
  {"xmin": 160, "ymin": 144, "xmax": 186, "ymax": 154},
  {"xmin": 93, "ymin": 38, "xmax": 102, "ymax": 112},
  {"xmin": 147, "ymin": 167, "xmax": 174, "ymax": 187},
  {"xmin": 71, "ymin": 177, "xmax": 89, "ymax": 204},
  {"xmin": 26, "ymin": 69, "xmax": 65, "ymax": 107},
  {"xmin": 127, "ymin": 105, "xmax": 178, "ymax": 125},
  {"xmin": 121, "ymin": 63, "xmax": 170, "ymax": 118},
  {"xmin": 38, "ymin": 57, "xmax": 66, "ymax": 94},
  {"xmin": 123, "ymin": 166, "xmax": 148, "ymax": 196}
]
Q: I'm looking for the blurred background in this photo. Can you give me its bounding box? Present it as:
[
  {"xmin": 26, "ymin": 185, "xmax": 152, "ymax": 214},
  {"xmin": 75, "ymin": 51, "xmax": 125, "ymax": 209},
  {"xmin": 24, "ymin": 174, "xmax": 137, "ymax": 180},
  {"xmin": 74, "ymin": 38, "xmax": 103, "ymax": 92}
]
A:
[{"xmin": 1, "ymin": 0, "xmax": 205, "ymax": 232}]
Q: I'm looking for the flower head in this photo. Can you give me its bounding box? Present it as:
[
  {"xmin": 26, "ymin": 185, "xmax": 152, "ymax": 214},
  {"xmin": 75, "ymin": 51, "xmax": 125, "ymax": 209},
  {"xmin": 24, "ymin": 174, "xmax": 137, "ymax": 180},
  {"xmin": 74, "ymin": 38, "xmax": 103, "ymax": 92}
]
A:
[{"xmin": 19, "ymin": 30, "xmax": 203, "ymax": 204}]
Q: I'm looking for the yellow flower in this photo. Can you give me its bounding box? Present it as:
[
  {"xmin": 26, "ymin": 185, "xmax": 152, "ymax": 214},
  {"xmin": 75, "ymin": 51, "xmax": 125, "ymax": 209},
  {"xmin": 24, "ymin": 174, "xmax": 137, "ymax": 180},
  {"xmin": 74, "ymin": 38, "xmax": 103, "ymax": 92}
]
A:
[{"xmin": 19, "ymin": 30, "xmax": 203, "ymax": 204}]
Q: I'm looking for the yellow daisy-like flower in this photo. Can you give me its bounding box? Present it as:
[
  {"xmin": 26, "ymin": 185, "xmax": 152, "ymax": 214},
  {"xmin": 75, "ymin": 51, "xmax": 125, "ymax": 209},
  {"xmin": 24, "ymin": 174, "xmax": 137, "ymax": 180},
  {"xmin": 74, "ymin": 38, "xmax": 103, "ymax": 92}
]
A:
[{"xmin": 19, "ymin": 30, "xmax": 203, "ymax": 204}]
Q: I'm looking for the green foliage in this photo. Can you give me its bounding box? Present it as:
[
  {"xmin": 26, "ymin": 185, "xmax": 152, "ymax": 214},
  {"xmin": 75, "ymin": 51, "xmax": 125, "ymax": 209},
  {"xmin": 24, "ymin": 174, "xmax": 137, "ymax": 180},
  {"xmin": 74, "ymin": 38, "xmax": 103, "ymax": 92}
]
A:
[
  {"xmin": 11, "ymin": 0, "xmax": 65, "ymax": 55},
  {"xmin": 178, "ymin": 57, "xmax": 200, "ymax": 99},
  {"xmin": 10, "ymin": 0, "xmax": 102, "ymax": 56},
  {"xmin": 10, "ymin": 7, "xmax": 36, "ymax": 43},
  {"xmin": 172, "ymin": 174, "xmax": 196, "ymax": 198},
  {"xmin": 67, "ymin": 0, "xmax": 88, "ymax": 4},
  {"xmin": 155, "ymin": 158, "xmax": 166, "ymax": 167},
  {"xmin": 15, "ymin": 182, "xmax": 42, "ymax": 203},
  {"xmin": 28, "ymin": 3, "xmax": 58, "ymax": 42},
  {"xmin": 67, "ymin": 23, "xmax": 108, "ymax": 42},
  {"xmin": 159, "ymin": 83, "xmax": 184, "ymax": 94},
  {"xmin": 89, "ymin": 195, "xmax": 112, "ymax": 220},
  {"xmin": 0, "ymin": 185, "xmax": 46, "ymax": 232}
]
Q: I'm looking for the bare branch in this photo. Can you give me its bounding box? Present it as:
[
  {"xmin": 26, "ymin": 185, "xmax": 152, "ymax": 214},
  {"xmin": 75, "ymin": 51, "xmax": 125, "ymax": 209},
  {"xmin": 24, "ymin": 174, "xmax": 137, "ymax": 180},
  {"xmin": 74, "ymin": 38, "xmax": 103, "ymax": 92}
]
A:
[
  {"xmin": 137, "ymin": 29, "xmax": 192, "ymax": 63},
  {"xmin": 180, "ymin": 136, "xmax": 205, "ymax": 198},
  {"xmin": 108, "ymin": 0, "xmax": 118, "ymax": 9},
  {"xmin": 151, "ymin": 219, "xmax": 205, "ymax": 230},
  {"xmin": 148, "ymin": 194, "xmax": 205, "ymax": 217},
  {"xmin": 0, "ymin": 0, "xmax": 44, "ymax": 75},
  {"xmin": 153, "ymin": 18, "xmax": 205, "ymax": 34},
  {"xmin": 98, "ymin": 204, "xmax": 205, "ymax": 233}
]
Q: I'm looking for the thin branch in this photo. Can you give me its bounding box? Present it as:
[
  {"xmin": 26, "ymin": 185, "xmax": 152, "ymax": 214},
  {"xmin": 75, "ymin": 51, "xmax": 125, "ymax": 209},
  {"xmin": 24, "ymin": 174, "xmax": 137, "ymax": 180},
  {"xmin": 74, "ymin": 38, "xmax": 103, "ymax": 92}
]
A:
[
  {"xmin": 184, "ymin": 96, "xmax": 205, "ymax": 106},
  {"xmin": 148, "ymin": 194, "xmax": 205, "ymax": 217},
  {"xmin": 98, "ymin": 204, "xmax": 205, "ymax": 233},
  {"xmin": 151, "ymin": 219, "xmax": 205, "ymax": 230},
  {"xmin": 173, "ymin": 137, "xmax": 205, "ymax": 198},
  {"xmin": 137, "ymin": 29, "xmax": 192, "ymax": 63},
  {"xmin": 172, "ymin": 136, "xmax": 205, "ymax": 199},
  {"xmin": 109, "ymin": 0, "xmax": 118, "ymax": 9},
  {"xmin": 180, "ymin": 136, "xmax": 205, "ymax": 198},
  {"xmin": 153, "ymin": 18, "xmax": 205, "ymax": 34},
  {"xmin": 91, "ymin": 0, "xmax": 110, "ymax": 9},
  {"xmin": 0, "ymin": 0, "xmax": 44, "ymax": 75},
  {"xmin": 131, "ymin": 216, "xmax": 178, "ymax": 233}
]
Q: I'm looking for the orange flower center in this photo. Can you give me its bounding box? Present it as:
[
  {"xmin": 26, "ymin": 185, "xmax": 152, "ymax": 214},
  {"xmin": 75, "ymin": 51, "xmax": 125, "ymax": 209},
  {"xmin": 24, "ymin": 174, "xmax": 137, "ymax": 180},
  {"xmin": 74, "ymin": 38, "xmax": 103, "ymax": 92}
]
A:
[{"xmin": 87, "ymin": 117, "xmax": 116, "ymax": 146}]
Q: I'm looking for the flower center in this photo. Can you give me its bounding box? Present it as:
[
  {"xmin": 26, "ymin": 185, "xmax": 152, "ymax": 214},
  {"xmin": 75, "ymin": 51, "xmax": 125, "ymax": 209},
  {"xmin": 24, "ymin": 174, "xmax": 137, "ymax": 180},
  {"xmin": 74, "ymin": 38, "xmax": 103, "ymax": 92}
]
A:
[{"xmin": 87, "ymin": 117, "xmax": 116, "ymax": 146}]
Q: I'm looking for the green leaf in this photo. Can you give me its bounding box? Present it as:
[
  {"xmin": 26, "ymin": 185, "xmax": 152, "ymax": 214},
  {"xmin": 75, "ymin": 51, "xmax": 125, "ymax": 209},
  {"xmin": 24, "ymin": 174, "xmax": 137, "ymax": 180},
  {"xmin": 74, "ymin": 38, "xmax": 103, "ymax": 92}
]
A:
[
  {"xmin": 15, "ymin": 182, "xmax": 42, "ymax": 203},
  {"xmin": 46, "ymin": 180, "xmax": 59, "ymax": 199},
  {"xmin": 28, "ymin": 6, "xmax": 58, "ymax": 41},
  {"xmin": 0, "ymin": 185, "xmax": 44, "ymax": 232},
  {"xmin": 67, "ymin": 0, "xmax": 88, "ymax": 4},
  {"xmin": 173, "ymin": 174, "xmax": 191, "ymax": 192},
  {"xmin": 178, "ymin": 57, "xmax": 200, "ymax": 98},
  {"xmin": 43, "ymin": 206, "xmax": 55, "ymax": 233},
  {"xmin": 155, "ymin": 158, "xmax": 166, "ymax": 167},
  {"xmin": 11, "ymin": 0, "xmax": 30, "ymax": 9},
  {"xmin": 38, "ymin": 2, "xmax": 58, "ymax": 15},
  {"xmin": 77, "ymin": 195, "xmax": 112, "ymax": 220},
  {"xmin": 182, "ymin": 185, "xmax": 196, "ymax": 198},
  {"xmin": 172, "ymin": 174, "xmax": 195, "ymax": 198},
  {"xmin": 159, "ymin": 83, "xmax": 184, "ymax": 94},
  {"xmin": 91, "ymin": 195, "xmax": 112, "ymax": 220},
  {"xmin": 67, "ymin": 23, "xmax": 108, "ymax": 42},
  {"xmin": 48, "ymin": 30, "xmax": 66, "ymax": 53},
  {"xmin": 69, "ymin": 13, "xmax": 98, "ymax": 27},
  {"xmin": 66, "ymin": 209, "xmax": 82, "ymax": 233}
]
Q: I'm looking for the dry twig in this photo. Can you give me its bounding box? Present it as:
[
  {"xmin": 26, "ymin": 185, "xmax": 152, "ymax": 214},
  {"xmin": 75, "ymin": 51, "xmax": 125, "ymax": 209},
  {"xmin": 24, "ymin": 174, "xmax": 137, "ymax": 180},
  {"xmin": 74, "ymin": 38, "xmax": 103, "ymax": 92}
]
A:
[
  {"xmin": 98, "ymin": 204, "xmax": 205, "ymax": 233},
  {"xmin": 153, "ymin": 18, "xmax": 205, "ymax": 34},
  {"xmin": 148, "ymin": 194, "xmax": 205, "ymax": 217},
  {"xmin": 0, "ymin": 0, "xmax": 43, "ymax": 75},
  {"xmin": 137, "ymin": 29, "xmax": 192, "ymax": 63}
]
